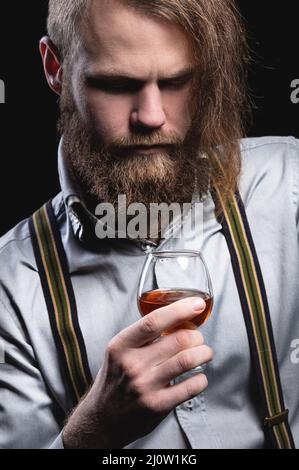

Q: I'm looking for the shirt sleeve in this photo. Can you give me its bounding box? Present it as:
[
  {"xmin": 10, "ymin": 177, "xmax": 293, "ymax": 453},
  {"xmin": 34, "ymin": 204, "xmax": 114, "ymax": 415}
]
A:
[
  {"xmin": 0, "ymin": 286, "xmax": 64, "ymax": 449},
  {"xmin": 49, "ymin": 433, "xmax": 65, "ymax": 449}
]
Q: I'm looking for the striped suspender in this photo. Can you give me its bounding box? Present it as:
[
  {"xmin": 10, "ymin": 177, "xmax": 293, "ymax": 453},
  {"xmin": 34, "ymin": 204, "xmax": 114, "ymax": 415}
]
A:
[
  {"xmin": 29, "ymin": 201, "xmax": 92, "ymax": 407},
  {"xmin": 29, "ymin": 196, "xmax": 295, "ymax": 448},
  {"xmin": 213, "ymin": 188, "xmax": 295, "ymax": 449}
]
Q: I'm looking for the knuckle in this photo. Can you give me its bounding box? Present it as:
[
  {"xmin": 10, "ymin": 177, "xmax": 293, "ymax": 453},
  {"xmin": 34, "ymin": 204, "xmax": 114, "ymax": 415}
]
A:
[
  {"xmin": 141, "ymin": 314, "xmax": 160, "ymax": 335},
  {"xmin": 107, "ymin": 338, "xmax": 121, "ymax": 360},
  {"xmin": 122, "ymin": 355, "xmax": 141, "ymax": 379},
  {"xmin": 175, "ymin": 330, "xmax": 195, "ymax": 349},
  {"xmin": 186, "ymin": 374, "xmax": 208, "ymax": 398},
  {"xmin": 177, "ymin": 351, "xmax": 193, "ymax": 372},
  {"xmin": 131, "ymin": 376, "xmax": 147, "ymax": 396}
]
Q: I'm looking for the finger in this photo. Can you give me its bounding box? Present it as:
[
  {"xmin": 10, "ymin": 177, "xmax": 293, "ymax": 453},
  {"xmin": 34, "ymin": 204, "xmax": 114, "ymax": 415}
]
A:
[
  {"xmin": 118, "ymin": 297, "xmax": 206, "ymax": 348},
  {"xmin": 153, "ymin": 345, "xmax": 213, "ymax": 385},
  {"xmin": 150, "ymin": 373, "xmax": 209, "ymax": 414},
  {"xmin": 139, "ymin": 329, "xmax": 205, "ymax": 367}
]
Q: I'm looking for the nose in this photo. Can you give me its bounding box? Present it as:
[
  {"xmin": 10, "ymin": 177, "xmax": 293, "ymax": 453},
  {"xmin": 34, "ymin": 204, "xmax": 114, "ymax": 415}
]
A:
[{"xmin": 130, "ymin": 83, "xmax": 166, "ymax": 130}]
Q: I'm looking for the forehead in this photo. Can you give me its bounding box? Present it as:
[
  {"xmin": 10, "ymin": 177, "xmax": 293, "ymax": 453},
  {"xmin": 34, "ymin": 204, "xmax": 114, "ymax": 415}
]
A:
[{"xmin": 80, "ymin": 0, "xmax": 194, "ymax": 78}]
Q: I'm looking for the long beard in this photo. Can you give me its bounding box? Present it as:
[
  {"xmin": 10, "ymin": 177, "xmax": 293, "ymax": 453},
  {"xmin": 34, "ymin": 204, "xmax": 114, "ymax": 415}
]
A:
[{"xmin": 59, "ymin": 86, "xmax": 211, "ymax": 212}]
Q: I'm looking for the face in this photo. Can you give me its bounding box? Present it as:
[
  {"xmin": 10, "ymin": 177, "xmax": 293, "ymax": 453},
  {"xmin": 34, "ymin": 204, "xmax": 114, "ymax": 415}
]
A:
[
  {"xmin": 58, "ymin": 0, "xmax": 208, "ymax": 210},
  {"xmin": 73, "ymin": 0, "xmax": 195, "ymax": 148}
]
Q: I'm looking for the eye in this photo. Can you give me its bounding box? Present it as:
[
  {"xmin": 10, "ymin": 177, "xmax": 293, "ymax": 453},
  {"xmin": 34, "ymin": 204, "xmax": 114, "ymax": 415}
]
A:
[
  {"xmin": 98, "ymin": 82, "xmax": 142, "ymax": 94},
  {"xmin": 159, "ymin": 77, "xmax": 192, "ymax": 91},
  {"xmin": 86, "ymin": 77, "xmax": 143, "ymax": 94}
]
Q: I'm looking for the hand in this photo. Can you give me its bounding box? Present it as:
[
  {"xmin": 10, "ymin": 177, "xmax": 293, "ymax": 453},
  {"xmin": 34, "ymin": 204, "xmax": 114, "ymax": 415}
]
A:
[{"xmin": 63, "ymin": 297, "xmax": 213, "ymax": 449}]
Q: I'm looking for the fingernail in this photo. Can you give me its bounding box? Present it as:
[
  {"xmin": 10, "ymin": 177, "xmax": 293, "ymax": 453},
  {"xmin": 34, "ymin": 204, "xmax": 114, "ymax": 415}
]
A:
[{"xmin": 193, "ymin": 298, "xmax": 205, "ymax": 312}]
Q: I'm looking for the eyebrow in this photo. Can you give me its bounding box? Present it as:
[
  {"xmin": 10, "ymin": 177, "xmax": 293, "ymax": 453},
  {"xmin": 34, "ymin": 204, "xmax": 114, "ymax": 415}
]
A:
[{"xmin": 85, "ymin": 66, "xmax": 196, "ymax": 85}]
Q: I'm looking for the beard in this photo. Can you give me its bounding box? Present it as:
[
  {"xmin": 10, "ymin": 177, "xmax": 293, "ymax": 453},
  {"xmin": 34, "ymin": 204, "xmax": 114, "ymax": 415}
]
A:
[{"xmin": 58, "ymin": 82, "xmax": 211, "ymax": 213}]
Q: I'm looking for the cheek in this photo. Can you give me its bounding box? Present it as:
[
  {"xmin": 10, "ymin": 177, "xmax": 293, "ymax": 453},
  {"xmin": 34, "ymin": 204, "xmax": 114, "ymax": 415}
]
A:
[
  {"xmin": 164, "ymin": 90, "xmax": 193, "ymax": 136},
  {"xmin": 76, "ymin": 88, "xmax": 132, "ymax": 141}
]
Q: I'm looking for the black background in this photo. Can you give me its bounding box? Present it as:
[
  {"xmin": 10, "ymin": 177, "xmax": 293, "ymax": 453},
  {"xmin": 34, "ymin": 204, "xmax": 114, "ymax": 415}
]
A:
[{"xmin": 0, "ymin": 1, "xmax": 298, "ymax": 236}]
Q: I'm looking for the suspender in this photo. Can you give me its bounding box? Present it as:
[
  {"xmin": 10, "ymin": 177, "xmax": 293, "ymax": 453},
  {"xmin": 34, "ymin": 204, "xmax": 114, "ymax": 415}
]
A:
[
  {"xmin": 29, "ymin": 196, "xmax": 295, "ymax": 448},
  {"xmin": 29, "ymin": 201, "xmax": 92, "ymax": 407},
  {"xmin": 213, "ymin": 188, "xmax": 295, "ymax": 449}
]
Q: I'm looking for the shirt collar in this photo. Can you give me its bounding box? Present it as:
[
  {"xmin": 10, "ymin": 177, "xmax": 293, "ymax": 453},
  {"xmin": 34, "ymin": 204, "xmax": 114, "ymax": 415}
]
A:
[{"xmin": 58, "ymin": 137, "xmax": 102, "ymax": 245}]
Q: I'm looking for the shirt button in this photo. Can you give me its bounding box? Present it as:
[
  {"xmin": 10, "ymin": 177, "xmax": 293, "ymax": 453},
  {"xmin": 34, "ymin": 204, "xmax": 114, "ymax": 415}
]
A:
[
  {"xmin": 141, "ymin": 242, "xmax": 153, "ymax": 253},
  {"xmin": 186, "ymin": 400, "xmax": 193, "ymax": 410}
]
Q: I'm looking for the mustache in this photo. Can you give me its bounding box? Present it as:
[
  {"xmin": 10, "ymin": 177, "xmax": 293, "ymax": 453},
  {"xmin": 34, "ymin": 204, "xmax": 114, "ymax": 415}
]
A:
[{"xmin": 107, "ymin": 131, "xmax": 184, "ymax": 150}]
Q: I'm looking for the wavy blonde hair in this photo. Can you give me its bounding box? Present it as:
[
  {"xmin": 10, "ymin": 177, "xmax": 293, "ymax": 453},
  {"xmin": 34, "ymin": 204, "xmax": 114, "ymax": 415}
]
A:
[{"xmin": 47, "ymin": 0, "xmax": 250, "ymax": 207}]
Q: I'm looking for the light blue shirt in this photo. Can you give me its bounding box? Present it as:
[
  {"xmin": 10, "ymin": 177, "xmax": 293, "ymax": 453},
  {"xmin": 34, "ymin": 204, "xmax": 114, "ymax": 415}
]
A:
[{"xmin": 0, "ymin": 136, "xmax": 299, "ymax": 449}]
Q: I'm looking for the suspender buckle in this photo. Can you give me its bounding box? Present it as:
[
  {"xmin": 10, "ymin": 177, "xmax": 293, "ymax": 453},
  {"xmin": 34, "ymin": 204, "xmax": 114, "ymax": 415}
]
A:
[{"xmin": 264, "ymin": 409, "xmax": 289, "ymax": 428}]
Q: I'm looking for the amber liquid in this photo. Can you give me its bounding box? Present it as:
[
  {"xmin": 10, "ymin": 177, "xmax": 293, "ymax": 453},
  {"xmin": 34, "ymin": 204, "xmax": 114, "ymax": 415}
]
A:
[{"xmin": 139, "ymin": 288, "xmax": 213, "ymax": 334}]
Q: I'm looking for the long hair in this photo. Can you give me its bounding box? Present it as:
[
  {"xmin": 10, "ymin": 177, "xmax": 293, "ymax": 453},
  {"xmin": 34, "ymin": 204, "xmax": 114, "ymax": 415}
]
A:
[{"xmin": 47, "ymin": 0, "xmax": 250, "ymax": 207}]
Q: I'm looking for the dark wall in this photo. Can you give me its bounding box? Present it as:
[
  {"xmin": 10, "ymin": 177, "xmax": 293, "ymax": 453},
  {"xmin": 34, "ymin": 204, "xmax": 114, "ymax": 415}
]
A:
[{"xmin": 0, "ymin": 1, "xmax": 298, "ymax": 236}]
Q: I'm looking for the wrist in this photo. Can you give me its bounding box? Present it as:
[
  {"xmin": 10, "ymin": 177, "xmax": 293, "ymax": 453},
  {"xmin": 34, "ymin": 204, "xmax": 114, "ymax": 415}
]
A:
[{"xmin": 62, "ymin": 395, "xmax": 112, "ymax": 449}]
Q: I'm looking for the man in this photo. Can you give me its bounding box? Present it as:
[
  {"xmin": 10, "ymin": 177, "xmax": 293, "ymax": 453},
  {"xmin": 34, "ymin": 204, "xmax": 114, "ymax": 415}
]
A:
[{"xmin": 0, "ymin": 0, "xmax": 298, "ymax": 449}]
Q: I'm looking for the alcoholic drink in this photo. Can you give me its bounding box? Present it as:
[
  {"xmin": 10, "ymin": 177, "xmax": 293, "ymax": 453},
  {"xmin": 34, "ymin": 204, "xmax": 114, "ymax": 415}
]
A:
[{"xmin": 139, "ymin": 288, "xmax": 213, "ymax": 334}]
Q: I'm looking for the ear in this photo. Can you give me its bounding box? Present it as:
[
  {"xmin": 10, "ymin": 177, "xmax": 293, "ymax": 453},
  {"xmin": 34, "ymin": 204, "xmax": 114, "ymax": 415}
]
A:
[{"xmin": 39, "ymin": 36, "xmax": 63, "ymax": 95}]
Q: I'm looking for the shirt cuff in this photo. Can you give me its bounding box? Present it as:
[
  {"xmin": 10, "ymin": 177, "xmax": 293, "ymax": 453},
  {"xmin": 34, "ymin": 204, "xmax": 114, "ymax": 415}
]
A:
[{"xmin": 49, "ymin": 432, "xmax": 65, "ymax": 449}]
